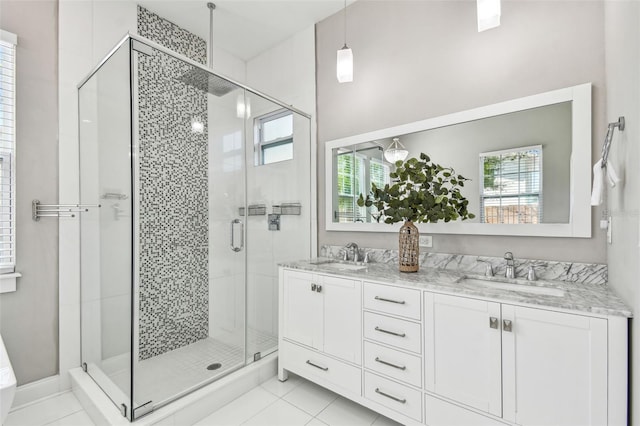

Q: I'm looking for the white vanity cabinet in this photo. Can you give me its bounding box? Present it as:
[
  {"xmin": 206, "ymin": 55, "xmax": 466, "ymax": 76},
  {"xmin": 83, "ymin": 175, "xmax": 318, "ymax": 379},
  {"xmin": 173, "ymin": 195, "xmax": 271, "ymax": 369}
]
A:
[
  {"xmin": 278, "ymin": 265, "xmax": 628, "ymax": 426},
  {"xmin": 424, "ymin": 293, "xmax": 503, "ymax": 417},
  {"xmin": 279, "ymin": 269, "xmax": 363, "ymax": 397},
  {"xmin": 424, "ymin": 293, "xmax": 609, "ymax": 425}
]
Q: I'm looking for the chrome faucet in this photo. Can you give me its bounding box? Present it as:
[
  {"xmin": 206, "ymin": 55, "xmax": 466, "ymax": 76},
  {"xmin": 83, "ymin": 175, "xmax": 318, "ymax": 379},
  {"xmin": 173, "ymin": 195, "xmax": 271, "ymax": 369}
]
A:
[
  {"xmin": 344, "ymin": 242, "xmax": 360, "ymax": 262},
  {"xmin": 504, "ymin": 252, "xmax": 515, "ymax": 279}
]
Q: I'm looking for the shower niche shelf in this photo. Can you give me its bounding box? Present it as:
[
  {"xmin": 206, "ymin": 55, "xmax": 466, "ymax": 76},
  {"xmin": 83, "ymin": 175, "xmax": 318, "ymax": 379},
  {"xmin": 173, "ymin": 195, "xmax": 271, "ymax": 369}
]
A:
[
  {"xmin": 273, "ymin": 203, "xmax": 301, "ymax": 215},
  {"xmin": 239, "ymin": 204, "xmax": 267, "ymax": 216}
]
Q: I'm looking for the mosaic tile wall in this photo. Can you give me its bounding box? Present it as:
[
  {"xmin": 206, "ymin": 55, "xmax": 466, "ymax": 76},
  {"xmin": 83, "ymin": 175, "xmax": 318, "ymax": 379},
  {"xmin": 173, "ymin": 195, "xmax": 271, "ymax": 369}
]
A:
[{"xmin": 137, "ymin": 7, "xmax": 209, "ymax": 360}]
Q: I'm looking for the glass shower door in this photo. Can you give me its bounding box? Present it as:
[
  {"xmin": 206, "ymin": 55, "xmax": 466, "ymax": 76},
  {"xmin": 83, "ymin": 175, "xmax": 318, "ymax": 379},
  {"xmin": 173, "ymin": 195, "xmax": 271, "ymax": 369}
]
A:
[
  {"xmin": 244, "ymin": 92, "xmax": 312, "ymax": 361},
  {"xmin": 79, "ymin": 41, "xmax": 134, "ymax": 419},
  {"xmin": 131, "ymin": 42, "xmax": 247, "ymax": 413}
]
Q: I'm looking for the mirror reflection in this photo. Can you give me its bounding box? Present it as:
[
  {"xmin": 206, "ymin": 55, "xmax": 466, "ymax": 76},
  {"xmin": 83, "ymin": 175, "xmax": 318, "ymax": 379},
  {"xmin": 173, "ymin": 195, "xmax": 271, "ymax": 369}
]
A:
[{"xmin": 331, "ymin": 102, "xmax": 572, "ymax": 225}]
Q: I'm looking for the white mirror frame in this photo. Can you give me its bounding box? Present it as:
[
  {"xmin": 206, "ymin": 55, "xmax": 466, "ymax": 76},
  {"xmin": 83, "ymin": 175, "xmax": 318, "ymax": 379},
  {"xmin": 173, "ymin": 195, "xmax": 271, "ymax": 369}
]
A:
[{"xmin": 325, "ymin": 83, "xmax": 592, "ymax": 237}]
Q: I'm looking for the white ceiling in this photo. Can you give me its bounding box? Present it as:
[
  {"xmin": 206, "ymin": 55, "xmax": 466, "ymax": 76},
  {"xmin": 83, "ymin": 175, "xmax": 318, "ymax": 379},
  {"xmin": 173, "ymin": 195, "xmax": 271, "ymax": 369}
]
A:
[{"xmin": 137, "ymin": 0, "xmax": 353, "ymax": 61}]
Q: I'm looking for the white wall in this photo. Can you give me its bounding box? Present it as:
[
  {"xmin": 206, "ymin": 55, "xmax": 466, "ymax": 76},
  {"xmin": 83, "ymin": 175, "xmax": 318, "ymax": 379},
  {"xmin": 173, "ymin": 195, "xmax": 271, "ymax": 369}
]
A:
[
  {"xmin": 0, "ymin": 0, "xmax": 59, "ymax": 386},
  {"xmin": 603, "ymin": 1, "xmax": 640, "ymax": 423},
  {"xmin": 316, "ymin": 0, "xmax": 607, "ymax": 263}
]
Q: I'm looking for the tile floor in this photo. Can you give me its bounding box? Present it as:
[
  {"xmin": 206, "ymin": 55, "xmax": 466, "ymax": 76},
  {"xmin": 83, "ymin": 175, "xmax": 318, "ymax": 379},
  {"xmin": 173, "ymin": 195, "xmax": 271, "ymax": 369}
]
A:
[{"xmin": 4, "ymin": 374, "xmax": 403, "ymax": 426}]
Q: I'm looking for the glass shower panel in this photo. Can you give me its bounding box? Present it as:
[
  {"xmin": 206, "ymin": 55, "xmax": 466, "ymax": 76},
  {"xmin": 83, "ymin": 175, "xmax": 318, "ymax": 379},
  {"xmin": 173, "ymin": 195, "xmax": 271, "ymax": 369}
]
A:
[
  {"xmin": 132, "ymin": 44, "xmax": 246, "ymax": 413},
  {"xmin": 244, "ymin": 93, "xmax": 312, "ymax": 361},
  {"xmin": 79, "ymin": 42, "xmax": 133, "ymax": 419}
]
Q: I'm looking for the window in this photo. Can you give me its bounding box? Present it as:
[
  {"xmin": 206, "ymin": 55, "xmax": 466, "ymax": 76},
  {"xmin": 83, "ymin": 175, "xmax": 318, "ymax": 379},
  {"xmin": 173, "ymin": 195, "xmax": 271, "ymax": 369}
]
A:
[
  {"xmin": 480, "ymin": 145, "xmax": 542, "ymax": 224},
  {"xmin": 256, "ymin": 109, "xmax": 293, "ymax": 165},
  {"xmin": 0, "ymin": 30, "xmax": 16, "ymax": 273},
  {"xmin": 335, "ymin": 148, "xmax": 390, "ymax": 223}
]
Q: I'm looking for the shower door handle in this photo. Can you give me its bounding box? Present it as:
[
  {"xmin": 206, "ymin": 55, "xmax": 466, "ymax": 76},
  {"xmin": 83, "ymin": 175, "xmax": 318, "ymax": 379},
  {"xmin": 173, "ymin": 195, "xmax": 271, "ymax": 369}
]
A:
[{"xmin": 230, "ymin": 218, "xmax": 244, "ymax": 252}]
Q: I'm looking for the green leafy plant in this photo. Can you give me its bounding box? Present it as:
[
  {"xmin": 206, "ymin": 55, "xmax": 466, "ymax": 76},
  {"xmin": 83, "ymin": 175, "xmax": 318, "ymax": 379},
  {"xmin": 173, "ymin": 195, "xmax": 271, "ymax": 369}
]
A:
[{"xmin": 357, "ymin": 153, "xmax": 476, "ymax": 224}]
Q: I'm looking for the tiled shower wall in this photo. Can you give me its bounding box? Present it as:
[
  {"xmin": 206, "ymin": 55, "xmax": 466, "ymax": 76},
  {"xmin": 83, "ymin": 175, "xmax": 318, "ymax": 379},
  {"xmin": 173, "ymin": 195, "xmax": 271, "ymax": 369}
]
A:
[{"xmin": 137, "ymin": 7, "xmax": 209, "ymax": 359}]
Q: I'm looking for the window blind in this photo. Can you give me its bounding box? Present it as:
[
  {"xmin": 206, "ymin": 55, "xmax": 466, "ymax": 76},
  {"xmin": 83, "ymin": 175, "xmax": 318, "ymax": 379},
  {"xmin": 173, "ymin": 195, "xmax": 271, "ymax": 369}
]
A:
[
  {"xmin": 0, "ymin": 30, "xmax": 17, "ymax": 273},
  {"xmin": 480, "ymin": 145, "xmax": 542, "ymax": 224}
]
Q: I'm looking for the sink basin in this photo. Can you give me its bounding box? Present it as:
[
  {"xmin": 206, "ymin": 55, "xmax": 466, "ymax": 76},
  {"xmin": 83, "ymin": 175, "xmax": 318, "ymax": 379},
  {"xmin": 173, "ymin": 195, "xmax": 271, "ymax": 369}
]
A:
[
  {"xmin": 461, "ymin": 278, "xmax": 565, "ymax": 297},
  {"xmin": 321, "ymin": 262, "xmax": 368, "ymax": 272}
]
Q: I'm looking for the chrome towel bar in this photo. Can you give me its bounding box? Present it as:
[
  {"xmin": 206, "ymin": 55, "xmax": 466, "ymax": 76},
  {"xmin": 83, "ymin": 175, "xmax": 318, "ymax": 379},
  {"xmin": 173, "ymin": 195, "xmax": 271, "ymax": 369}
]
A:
[{"xmin": 32, "ymin": 199, "xmax": 101, "ymax": 221}]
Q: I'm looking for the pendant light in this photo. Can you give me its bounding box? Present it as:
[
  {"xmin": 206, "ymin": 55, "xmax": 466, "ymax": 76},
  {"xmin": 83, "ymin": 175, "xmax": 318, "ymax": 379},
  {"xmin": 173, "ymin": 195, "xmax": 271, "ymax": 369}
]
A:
[
  {"xmin": 336, "ymin": 0, "xmax": 353, "ymax": 83},
  {"xmin": 477, "ymin": 0, "xmax": 501, "ymax": 32},
  {"xmin": 384, "ymin": 138, "xmax": 409, "ymax": 163}
]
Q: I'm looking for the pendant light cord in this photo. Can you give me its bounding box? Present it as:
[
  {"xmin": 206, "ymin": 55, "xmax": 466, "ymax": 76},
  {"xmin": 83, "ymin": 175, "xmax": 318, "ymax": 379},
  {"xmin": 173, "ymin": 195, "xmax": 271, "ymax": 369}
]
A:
[{"xmin": 343, "ymin": 0, "xmax": 348, "ymax": 49}]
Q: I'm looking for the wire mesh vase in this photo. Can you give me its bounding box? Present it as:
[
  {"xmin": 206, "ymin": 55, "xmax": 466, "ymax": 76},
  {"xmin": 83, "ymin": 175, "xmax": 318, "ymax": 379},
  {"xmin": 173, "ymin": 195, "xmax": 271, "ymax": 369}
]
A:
[{"xmin": 399, "ymin": 221, "xmax": 419, "ymax": 272}]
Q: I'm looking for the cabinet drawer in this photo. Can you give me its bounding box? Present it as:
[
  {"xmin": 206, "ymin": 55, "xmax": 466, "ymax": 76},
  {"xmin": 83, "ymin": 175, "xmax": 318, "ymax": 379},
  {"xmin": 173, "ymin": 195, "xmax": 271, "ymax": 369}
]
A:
[
  {"xmin": 281, "ymin": 340, "xmax": 361, "ymax": 396},
  {"xmin": 364, "ymin": 341, "xmax": 422, "ymax": 388},
  {"xmin": 364, "ymin": 282, "xmax": 421, "ymax": 320},
  {"xmin": 425, "ymin": 394, "xmax": 509, "ymax": 426},
  {"xmin": 364, "ymin": 372, "xmax": 422, "ymax": 422},
  {"xmin": 364, "ymin": 311, "xmax": 422, "ymax": 354}
]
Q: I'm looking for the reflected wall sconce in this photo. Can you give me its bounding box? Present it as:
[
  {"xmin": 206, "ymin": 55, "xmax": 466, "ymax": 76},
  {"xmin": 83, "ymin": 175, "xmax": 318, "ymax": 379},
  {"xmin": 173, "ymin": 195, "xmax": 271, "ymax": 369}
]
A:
[
  {"xmin": 383, "ymin": 138, "xmax": 409, "ymax": 163},
  {"xmin": 336, "ymin": 0, "xmax": 353, "ymax": 83},
  {"xmin": 477, "ymin": 0, "xmax": 501, "ymax": 32}
]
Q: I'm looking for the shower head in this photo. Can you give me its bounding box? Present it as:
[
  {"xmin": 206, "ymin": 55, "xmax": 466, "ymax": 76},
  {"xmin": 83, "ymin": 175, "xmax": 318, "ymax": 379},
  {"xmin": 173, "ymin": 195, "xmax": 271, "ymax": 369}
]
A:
[{"xmin": 177, "ymin": 68, "xmax": 238, "ymax": 97}]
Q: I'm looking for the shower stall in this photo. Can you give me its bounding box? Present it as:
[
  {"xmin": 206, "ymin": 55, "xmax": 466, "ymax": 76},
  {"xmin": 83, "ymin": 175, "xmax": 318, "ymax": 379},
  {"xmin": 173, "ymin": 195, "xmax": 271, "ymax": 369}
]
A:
[{"xmin": 78, "ymin": 34, "xmax": 312, "ymax": 420}]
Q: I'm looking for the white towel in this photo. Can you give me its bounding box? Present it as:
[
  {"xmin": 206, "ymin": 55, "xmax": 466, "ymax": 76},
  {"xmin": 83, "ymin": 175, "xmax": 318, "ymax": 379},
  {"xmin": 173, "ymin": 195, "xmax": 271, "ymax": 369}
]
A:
[
  {"xmin": 591, "ymin": 159, "xmax": 621, "ymax": 206},
  {"xmin": 591, "ymin": 159, "xmax": 604, "ymax": 206},
  {"xmin": 606, "ymin": 161, "xmax": 620, "ymax": 187}
]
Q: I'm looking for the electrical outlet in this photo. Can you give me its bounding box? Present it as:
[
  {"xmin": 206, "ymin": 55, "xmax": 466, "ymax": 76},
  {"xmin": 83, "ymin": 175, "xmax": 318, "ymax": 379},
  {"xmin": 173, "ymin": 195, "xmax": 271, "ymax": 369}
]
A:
[{"xmin": 419, "ymin": 235, "xmax": 433, "ymax": 248}]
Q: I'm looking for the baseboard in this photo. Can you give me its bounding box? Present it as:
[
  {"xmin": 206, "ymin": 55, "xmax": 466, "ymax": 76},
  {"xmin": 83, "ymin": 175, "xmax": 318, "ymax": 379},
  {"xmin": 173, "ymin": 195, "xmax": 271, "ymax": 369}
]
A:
[{"xmin": 11, "ymin": 375, "xmax": 61, "ymax": 410}]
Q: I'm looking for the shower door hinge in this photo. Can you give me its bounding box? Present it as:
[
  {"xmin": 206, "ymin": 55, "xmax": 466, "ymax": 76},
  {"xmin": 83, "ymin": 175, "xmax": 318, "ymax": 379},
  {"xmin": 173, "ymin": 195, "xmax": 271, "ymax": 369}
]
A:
[
  {"xmin": 81, "ymin": 362, "xmax": 88, "ymax": 373},
  {"xmin": 133, "ymin": 401, "xmax": 154, "ymax": 420},
  {"xmin": 120, "ymin": 403, "xmax": 127, "ymax": 418},
  {"xmin": 131, "ymin": 40, "xmax": 153, "ymax": 56},
  {"xmin": 254, "ymin": 352, "xmax": 262, "ymax": 362}
]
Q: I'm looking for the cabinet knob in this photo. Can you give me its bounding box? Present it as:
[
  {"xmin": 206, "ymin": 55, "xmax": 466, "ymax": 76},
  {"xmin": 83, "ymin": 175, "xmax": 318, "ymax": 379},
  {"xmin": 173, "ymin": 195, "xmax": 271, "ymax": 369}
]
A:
[
  {"xmin": 316, "ymin": 285, "xmax": 322, "ymax": 293},
  {"xmin": 489, "ymin": 317, "xmax": 499, "ymax": 329},
  {"xmin": 503, "ymin": 319, "xmax": 513, "ymax": 332},
  {"xmin": 311, "ymin": 283, "xmax": 317, "ymax": 291}
]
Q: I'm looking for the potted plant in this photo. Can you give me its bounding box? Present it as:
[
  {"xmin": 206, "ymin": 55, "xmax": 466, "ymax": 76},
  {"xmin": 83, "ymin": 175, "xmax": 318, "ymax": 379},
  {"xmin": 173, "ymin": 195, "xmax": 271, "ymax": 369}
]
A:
[{"xmin": 357, "ymin": 153, "xmax": 475, "ymax": 272}]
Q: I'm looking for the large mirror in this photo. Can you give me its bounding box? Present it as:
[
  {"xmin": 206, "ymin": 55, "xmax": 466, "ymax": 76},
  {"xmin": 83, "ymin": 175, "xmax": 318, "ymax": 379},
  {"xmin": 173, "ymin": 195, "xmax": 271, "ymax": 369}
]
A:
[{"xmin": 325, "ymin": 83, "xmax": 592, "ymax": 237}]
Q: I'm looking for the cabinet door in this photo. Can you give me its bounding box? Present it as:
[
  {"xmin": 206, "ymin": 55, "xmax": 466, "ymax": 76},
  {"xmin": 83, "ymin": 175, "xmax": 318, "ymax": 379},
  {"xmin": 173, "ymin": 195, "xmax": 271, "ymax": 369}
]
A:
[
  {"xmin": 425, "ymin": 293, "xmax": 502, "ymax": 417},
  {"xmin": 322, "ymin": 274, "xmax": 362, "ymax": 364},
  {"xmin": 282, "ymin": 270, "xmax": 322, "ymax": 350},
  {"xmin": 501, "ymin": 305, "xmax": 607, "ymax": 426}
]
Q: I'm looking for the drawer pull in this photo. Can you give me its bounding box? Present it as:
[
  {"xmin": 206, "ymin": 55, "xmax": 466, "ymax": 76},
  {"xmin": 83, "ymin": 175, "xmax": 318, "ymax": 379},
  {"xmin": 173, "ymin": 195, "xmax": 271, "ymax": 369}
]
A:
[
  {"xmin": 374, "ymin": 296, "xmax": 406, "ymax": 305},
  {"xmin": 305, "ymin": 360, "xmax": 328, "ymax": 371},
  {"xmin": 375, "ymin": 326, "xmax": 406, "ymax": 338},
  {"xmin": 375, "ymin": 387, "xmax": 407, "ymax": 404},
  {"xmin": 375, "ymin": 357, "xmax": 406, "ymax": 370}
]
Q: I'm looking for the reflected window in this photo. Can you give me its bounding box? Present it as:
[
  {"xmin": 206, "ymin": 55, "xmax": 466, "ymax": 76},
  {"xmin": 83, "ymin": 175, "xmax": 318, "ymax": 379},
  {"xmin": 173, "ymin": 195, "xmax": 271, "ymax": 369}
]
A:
[
  {"xmin": 480, "ymin": 145, "xmax": 542, "ymax": 224},
  {"xmin": 336, "ymin": 148, "xmax": 390, "ymax": 223},
  {"xmin": 256, "ymin": 109, "xmax": 293, "ymax": 165}
]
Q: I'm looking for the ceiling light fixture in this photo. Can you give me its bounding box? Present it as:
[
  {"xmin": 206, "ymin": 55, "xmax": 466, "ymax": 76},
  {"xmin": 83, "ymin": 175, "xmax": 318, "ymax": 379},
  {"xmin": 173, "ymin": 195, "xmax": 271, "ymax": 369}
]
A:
[
  {"xmin": 477, "ymin": 0, "xmax": 501, "ymax": 32},
  {"xmin": 383, "ymin": 138, "xmax": 409, "ymax": 163},
  {"xmin": 336, "ymin": 0, "xmax": 353, "ymax": 83}
]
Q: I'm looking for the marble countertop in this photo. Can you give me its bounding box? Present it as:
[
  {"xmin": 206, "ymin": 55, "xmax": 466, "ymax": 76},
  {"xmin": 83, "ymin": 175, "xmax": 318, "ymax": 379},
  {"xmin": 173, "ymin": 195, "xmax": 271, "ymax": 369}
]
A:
[{"xmin": 280, "ymin": 258, "xmax": 633, "ymax": 318}]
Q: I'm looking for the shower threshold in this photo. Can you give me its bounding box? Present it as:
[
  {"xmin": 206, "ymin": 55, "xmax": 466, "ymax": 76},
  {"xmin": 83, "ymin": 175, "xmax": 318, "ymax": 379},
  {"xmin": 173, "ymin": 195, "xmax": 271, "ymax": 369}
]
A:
[{"xmin": 71, "ymin": 351, "xmax": 278, "ymax": 424}]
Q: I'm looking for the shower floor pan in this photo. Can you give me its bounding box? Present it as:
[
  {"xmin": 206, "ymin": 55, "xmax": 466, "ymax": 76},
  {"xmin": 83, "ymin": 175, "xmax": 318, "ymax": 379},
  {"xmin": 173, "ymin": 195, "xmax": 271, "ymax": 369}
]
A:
[{"xmin": 102, "ymin": 330, "xmax": 277, "ymax": 411}]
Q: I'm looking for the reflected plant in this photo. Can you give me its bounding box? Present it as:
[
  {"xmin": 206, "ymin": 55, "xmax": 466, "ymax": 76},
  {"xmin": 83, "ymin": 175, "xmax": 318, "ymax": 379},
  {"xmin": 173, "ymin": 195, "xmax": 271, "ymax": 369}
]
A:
[{"xmin": 357, "ymin": 153, "xmax": 475, "ymax": 224}]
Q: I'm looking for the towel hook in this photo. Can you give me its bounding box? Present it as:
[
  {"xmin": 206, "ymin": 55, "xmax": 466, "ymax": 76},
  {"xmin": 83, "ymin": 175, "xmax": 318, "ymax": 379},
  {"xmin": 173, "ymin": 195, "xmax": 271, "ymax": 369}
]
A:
[{"xmin": 601, "ymin": 116, "xmax": 625, "ymax": 168}]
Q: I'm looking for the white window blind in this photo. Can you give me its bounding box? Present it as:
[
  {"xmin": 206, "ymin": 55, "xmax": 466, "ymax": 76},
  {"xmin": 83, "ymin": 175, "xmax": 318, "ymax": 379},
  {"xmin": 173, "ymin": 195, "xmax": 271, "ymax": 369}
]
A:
[
  {"xmin": 335, "ymin": 149, "xmax": 390, "ymax": 223},
  {"xmin": 0, "ymin": 30, "xmax": 17, "ymax": 273},
  {"xmin": 479, "ymin": 145, "xmax": 542, "ymax": 224}
]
